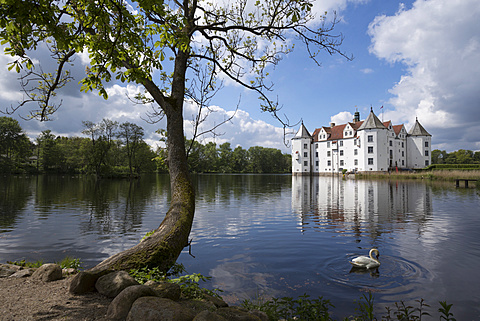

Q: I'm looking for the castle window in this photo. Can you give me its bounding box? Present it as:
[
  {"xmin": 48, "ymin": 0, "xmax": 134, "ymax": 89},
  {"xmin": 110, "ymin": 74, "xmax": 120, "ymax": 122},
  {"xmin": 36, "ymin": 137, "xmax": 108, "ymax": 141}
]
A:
[
  {"xmin": 340, "ymin": 160, "xmax": 344, "ymax": 166},
  {"xmin": 340, "ymin": 150, "xmax": 344, "ymax": 156},
  {"xmin": 425, "ymin": 150, "xmax": 429, "ymax": 157},
  {"xmin": 425, "ymin": 160, "xmax": 429, "ymax": 166},
  {"xmin": 368, "ymin": 158, "xmax": 374, "ymax": 165},
  {"xmin": 402, "ymin": 160, "xmax": 404, "ymax": 166},
  {"xmin": 368, "ymin": 135, "xmax": 373, "ymax": 142},
  {"xmin": 327, "ymin": 151, "xmax": 331, "ymax": 157},
  {"xmin": 327, "ymin": 142, "xmax": 330, "ymax": 148},
  {"xmin": 327, "ymin": 160, "xmax": 331, "ymax": 166},
  {"xmin": 402, "ymin": 151, "xmax": 404, "ymax": 157},
  {"xmin": 354, "ymin": 149, "xmax": 358, "ymax": 155},
  {"xmin": 354, "ymin": 159, "xmax": 358, "ymax": 165},
  {"xmin": 304, "ymin": 161, "xmax": 308, "ymax": 166},
  {"xmin": 303, "ymin": 143, "xmax": 308, "ymax": 149},
  {"xmin": 389, "ymin": 141, "xmax": 392, "ymax": 146},
  {"xmin": 402, "ymin": 142, "xmax": 404, "ymax": 148},
  {"xmin": 315, "ymin": 152, "xmax": 318, "ymax": 157},
  {"xmin": 339, "ymin": 141, "xmax": 343, "ymax": 147},
  {"xmin": 368, "ymin": 146, "xmax": 374, "ymax": 154},
  {"xmin": 303, "ymin": 152, "xmax": 308, "ymax": 157},
  {"xmin": 425, "ymin": 141, "xmax": 429, "ymax": 147},
  {"xmin": 315, "ymin": 161, "xmax": 319, "ymax": 166}
]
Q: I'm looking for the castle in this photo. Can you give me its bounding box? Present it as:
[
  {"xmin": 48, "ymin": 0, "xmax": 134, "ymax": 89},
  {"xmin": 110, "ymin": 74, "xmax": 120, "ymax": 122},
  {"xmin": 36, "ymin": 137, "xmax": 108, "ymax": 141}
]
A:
[{"xmin": 291, "ymin": 109, "xmax": 431, "ymax": 174}]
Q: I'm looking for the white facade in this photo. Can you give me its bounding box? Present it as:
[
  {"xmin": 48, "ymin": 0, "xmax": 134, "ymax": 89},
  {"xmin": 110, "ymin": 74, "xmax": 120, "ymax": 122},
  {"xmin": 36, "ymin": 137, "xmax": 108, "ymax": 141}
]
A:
[{"xmin": 292, "ymin": 110, "xmax": 431, "ymax": 174}]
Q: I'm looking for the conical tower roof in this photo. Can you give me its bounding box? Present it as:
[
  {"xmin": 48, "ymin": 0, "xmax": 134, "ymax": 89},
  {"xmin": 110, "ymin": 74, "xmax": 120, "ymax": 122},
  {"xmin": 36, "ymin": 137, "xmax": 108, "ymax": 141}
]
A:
[
  {"xmin": 293, "ymin": 122, "xmax": 311, "ymax": 139},
  {"xmin": 357, "ymin": 108, "xmax": 387, "ymax": 130},
  {"xmin": 408, "ymin": 118, "xmax": 431, "ymax": 136}
]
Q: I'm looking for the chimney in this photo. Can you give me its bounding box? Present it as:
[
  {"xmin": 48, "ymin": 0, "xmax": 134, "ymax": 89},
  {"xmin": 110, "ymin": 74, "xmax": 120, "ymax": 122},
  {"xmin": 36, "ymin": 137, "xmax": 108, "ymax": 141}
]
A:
[{"xmin": 330, "ymin": 122, "xmax": 335, "ymax": 127}]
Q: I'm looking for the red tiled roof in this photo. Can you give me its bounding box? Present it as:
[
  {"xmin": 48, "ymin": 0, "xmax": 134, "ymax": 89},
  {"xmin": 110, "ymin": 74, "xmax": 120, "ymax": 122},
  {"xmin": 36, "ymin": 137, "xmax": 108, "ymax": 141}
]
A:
[{"xmin": 393, "ymin": 125, "xmax": 403, "ymax": 136}]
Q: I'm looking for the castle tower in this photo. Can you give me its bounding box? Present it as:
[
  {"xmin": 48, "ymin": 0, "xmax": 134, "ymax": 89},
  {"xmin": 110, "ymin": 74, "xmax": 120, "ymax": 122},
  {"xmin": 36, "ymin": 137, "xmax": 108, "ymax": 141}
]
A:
[
  {"xmin": 407, "ymin": 118, "xmax": 432, "ymax": 169},
  {"xmin": 291, "ymin": 122, "xmax": 313, "ymax": 175},
  {"xmin": 356, "ymin": 108, "xmax": 389, "ymax": 171}
]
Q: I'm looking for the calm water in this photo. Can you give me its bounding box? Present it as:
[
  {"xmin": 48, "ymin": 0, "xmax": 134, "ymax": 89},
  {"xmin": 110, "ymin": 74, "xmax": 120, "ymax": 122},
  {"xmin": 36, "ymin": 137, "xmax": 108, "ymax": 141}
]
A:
[{"xmin": 1, "ymin": 174, "xmax": 479, "ymax": 319}]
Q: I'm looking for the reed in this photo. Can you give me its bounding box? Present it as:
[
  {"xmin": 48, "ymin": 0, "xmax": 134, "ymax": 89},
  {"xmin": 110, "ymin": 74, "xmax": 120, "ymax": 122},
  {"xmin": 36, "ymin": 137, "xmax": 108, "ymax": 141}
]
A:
[{"xmin": 356, "ymin": 170, "xmax": 480, "ymax": 181}]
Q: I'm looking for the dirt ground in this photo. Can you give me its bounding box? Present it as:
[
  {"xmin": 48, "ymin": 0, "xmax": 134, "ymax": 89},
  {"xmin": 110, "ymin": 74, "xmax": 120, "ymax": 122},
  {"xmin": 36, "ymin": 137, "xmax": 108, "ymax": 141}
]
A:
[{"xmin": 0, "ymin": 276, "xmax": 111, "ymax": 321}]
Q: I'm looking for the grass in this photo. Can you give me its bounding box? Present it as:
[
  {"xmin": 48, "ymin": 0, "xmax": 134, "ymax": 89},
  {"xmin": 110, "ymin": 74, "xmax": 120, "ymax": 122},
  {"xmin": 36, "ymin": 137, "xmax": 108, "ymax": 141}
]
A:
[
  {"xmin": 241, "ymin": 291, "xmax": 455, "ymax": 321},
  {"xmin": 357, "ymin": 170, "xmax": 480, "ymax": 181},
  {"xmin": 7, "ymin": 256, "xmax": 83, "ymax": 270}
]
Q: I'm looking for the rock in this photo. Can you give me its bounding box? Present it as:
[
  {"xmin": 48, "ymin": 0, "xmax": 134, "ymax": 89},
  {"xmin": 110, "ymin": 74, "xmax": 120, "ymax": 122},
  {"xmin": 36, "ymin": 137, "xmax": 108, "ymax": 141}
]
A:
[
  {"xmin": 69, "ymin": 271, "xmax": 99, "ymax": 294},
  {"xmin": 203, "ymin": 293, "xmax": 228, "ymax": 308},
  {"xmin": 106, "ymin": 285, "xmax": 157, "ymax": 321},
  {"xmin": 144, "ymin": 280, "xmax": 181, "ymax": 300},
  {"xmin": 62, "ymin": 268, "xmax": 77, "ymax": 276},
  {"xmin": 193, "ymin": 310, "xmax": 227, "ymax": 321},
  {"xmin": 0, "ymin": 263, "xmax": 22, "ymax": 278},
  {"xmin": 249, "ymin": 310, "xmax": 269, "ymax": 321},
  {"xmin": 180, "ymin": 298, "xmax": 217, "ymax": 315},
  {"xmin": 31, "ymin": 263, "xmax": 62, "ymax": 282},
  {"xmin": 95, "ymin": 271, "xmax": 139, "ymax": 298},
  {"xmin": 126, "ymin": 297, "xmax": 196, "ymax": 321},
  {"xmin": 9, "ymin": 268, "xmax": 36, "ymax": 278},
  {"xmin": 216, "ymin": 306, "xmax": 264, "ymax": 321}
]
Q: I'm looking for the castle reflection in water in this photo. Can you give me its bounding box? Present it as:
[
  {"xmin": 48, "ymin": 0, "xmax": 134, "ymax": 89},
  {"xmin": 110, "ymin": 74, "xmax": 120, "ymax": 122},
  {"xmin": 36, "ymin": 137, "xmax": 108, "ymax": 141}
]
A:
[{"xmin": 291, "ymin": 176, "xmax": 433, "ymax": 233}]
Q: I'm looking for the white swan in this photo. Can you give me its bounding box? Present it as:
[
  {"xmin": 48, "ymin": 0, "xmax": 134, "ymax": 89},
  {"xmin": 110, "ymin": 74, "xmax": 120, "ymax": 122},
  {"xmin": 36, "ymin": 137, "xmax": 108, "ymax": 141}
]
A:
[{"xmin": 350, "ymin": 249, "xmax": 380, "ymax": 269}]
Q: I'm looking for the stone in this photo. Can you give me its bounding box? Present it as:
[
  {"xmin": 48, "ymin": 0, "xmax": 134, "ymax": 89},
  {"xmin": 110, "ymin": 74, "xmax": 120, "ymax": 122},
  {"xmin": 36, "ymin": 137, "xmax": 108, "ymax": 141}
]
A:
[
  {"xmin": 126, "ymin": 297, "xmax": 196, "ymax": 321},
  {"xmin": 180, "ymin": 298, "xmax": 217, "ymax": 315},
  {"xmin": 216, "ymin": 306, "xmax": 263, "ymax": 321},
  {"xmin": 95, "ymin": 271, "xmax": 139, "ymax": 298},
  {"xmin": 62, "ymin": 268, "xmax": 76, "ymax": 276},
  {"xmin": 31, "ymin": 263, "xmax": 62, "ymax": 282},
  {"xmin": 69, "ymin": 271, "xmax": 99, "ymax": 294},
  {"xmin": 0, "ymin": 263, "xmax": 22, "ymax": 278},
  {"xmin": 9, "ymin": 268, "xmax": 36, "ymax": 278},
  {"xmin": 144, "ymin": 280, "xmax": 181, "ymax": 300},
  {"xmin": 203, "ymin": 293, "xmax": 228, "ymax": 308},
  {"xmin": 106, "ymin": 285, "xmax": 157, "ymax": 321},
  {"xmin": 193, "ymin": 310, "xmax": 227, "ymax": 321}
]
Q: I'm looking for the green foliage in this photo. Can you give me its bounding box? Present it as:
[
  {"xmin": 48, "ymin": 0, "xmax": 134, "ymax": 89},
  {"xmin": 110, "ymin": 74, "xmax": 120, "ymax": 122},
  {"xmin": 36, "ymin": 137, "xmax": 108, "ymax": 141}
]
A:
[
  {"xmin": 431, "ymin": 149, "xmax": 480, "ymax": 165},
  {"xmin": 242, "ymin": 292, "xmax": 454, "ymax": 321},
  {"xmin": 352, "ymin": 292, "xmax": 375, "ymax": 321},
  {"xmin": 170, "ymin": 273, "xmax": 222, "ymax": 300},
  {"xmin": 0, "ymin": 116, "xmax": 32, "ymax": 173},
  {"xmin": 7, "ymin": 259, "xmax": 44, "ymax": 268},
  {"xmin": 7, "ymin": 256, "xmax": 82, "ymax": 270},
  {"xmin": 56, "ymin": 256, "xmax": 83, "ymax": 270},
  {"xmin": 438, "ymin": 301, "xmax": 456, "ymax": 321},
  {"xmin": 242, "ymin": 293, "xmax": 333, "ymax": 321},
  {"xmin": 129, "ymin": 263, "xmax": 221, "ymax": 300}
]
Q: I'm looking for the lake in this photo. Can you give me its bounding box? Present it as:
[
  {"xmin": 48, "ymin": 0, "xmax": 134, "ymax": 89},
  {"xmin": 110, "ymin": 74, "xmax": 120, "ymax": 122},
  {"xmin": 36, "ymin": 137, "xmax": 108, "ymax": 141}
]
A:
[{"xmin": 1, "ymin": 174, "xmax": 479, "ymax": 319}]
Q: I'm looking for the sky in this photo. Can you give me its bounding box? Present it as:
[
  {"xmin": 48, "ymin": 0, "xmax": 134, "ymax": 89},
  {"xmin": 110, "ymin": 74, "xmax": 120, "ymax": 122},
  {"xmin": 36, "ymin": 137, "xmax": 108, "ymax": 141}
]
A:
[{"xmin": 1, "ymin": 0, "xmax": 479, "ymax": 153}]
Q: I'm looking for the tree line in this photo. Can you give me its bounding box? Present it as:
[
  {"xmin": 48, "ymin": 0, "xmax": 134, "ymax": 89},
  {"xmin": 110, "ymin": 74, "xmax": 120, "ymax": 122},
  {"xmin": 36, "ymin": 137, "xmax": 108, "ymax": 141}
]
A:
[
  {"xmin": 1, "ymin": 116, "xmax": 291, "ymax": 175},
  {"xmin": 431, "ymin": 149, "xmax": 480, "ymax": 165}
]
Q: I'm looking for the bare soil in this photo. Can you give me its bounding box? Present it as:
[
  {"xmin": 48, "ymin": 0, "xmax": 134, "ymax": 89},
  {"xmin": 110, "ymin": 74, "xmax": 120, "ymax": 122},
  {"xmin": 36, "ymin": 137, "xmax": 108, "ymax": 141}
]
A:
[{"xmin": 0, "ymin": 276, "xmax": 111, "ymax": 321}]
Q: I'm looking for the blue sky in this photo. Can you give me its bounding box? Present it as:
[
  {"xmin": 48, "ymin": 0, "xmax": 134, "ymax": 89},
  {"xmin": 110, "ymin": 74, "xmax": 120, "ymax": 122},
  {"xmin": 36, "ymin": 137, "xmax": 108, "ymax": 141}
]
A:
[{"xmin": 1, "ymin": 0, "xmax": 479, "ymax": 153}]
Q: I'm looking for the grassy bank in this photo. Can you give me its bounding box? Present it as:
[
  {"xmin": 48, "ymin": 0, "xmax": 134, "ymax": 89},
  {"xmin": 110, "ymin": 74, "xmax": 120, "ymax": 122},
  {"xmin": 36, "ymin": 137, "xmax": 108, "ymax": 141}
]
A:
[{"xmin": 356, "ymin": 169, "xmax": 480, "ymax": 182}]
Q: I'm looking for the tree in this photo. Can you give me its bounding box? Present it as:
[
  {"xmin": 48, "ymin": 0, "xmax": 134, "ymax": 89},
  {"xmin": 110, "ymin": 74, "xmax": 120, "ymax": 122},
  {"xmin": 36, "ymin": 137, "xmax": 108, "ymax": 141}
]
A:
[
  {"xmin": 81, "ymin": 119, "xmax": 119, "ymax": 176},
  {"xmin": 117, "ymin": 122, "xmax": 145, "ymax": 177},
  {"xmin": 218, "ymin": 142, "xmax": 233, "ymax": 173},
  {"xmin": 0, "ymin": 116, "xmax": 31, "ymax": 172},
  {"xmin": 1, "ymin": 0, "xmax": 349, "ymax": 274},
  {"xmin": 36, "ymin": 130, "xmax": 62, "ymax": 172}
]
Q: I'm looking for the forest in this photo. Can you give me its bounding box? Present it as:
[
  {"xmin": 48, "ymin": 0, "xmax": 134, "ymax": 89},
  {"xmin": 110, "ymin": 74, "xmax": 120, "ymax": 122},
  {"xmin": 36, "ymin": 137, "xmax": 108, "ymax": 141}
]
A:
[{"xmin": 0, "ymin": 116, "xmax": 291, "ymax": 175}]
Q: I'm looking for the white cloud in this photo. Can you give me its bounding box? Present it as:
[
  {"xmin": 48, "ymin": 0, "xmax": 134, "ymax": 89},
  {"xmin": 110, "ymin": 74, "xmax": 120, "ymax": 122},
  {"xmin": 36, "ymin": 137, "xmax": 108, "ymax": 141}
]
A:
[
  {"xmin": 360, "ymin": 68, "xmax": 374, "ymax": 74},
  {"xmin": 331, "ymin": 111, "xmax": 353, "ymax": 125},
  {"xmin": 368, "ymin": 0, "xmax": 480, "ymax": 151}
]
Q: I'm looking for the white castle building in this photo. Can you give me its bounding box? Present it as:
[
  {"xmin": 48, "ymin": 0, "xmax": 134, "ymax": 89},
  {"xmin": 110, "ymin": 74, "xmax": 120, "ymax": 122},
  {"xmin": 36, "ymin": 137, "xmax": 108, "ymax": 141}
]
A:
[{"xmin": 292, "ymin": 109, "xmax": 431, "ymax": 174}]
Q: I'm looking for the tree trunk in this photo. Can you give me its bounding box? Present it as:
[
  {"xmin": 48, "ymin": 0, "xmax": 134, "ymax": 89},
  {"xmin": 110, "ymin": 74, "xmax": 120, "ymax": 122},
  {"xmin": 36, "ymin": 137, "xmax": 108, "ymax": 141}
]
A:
[{"xmin": 86, "ymin": 53, "xmax": 195, "ymax": 273}]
